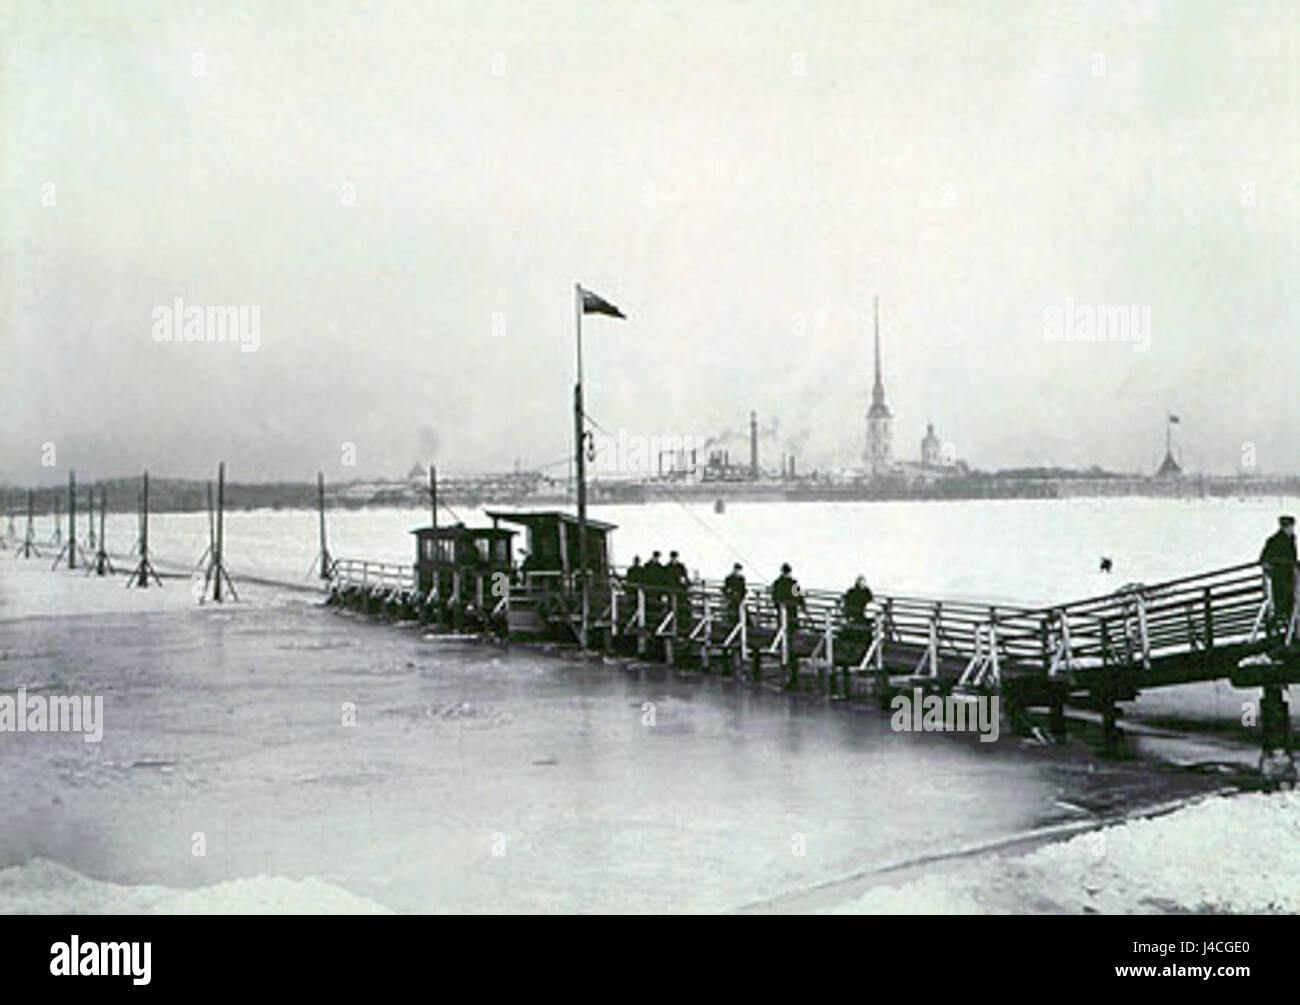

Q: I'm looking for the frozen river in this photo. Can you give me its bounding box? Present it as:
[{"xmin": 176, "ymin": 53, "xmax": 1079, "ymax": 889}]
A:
[
  {"xmin": 1, "ymin": 496, "xmax": 1294, "ymax": 912},
  {"xmin": 20, "ymin": 492, "xmax": 1299, "ymax": 605}
]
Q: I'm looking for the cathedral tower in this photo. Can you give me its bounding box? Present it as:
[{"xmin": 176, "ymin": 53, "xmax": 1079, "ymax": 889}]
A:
[{"xmin": 864, "ymin": 296, "xmax": 892, "ymax": 474}]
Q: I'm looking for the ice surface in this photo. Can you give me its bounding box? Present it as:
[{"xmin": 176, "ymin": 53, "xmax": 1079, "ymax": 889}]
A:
[{"xmin": 2, "ymin": 497, "xmax": 1297, "ymax": 913}]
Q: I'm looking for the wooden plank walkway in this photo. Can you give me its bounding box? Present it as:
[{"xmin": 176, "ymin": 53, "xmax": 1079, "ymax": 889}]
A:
[{"xmin": 328, "ymin": 558, "xmax": 1300, "ymax": 708}]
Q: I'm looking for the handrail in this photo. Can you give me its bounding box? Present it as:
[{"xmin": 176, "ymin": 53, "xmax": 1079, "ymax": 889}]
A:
[{"xmin": 331, "ymin": 555, "xmax": 1294, "ymax": 682}]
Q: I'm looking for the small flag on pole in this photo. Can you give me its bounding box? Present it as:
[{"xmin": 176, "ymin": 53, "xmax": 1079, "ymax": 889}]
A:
[
  {"xmin": 579, "ymin": 286, "xmax": 626, "ymax": 319},
  {"xmin": 1169, "ymin": 414, "xmax": 1180, "ymax": 424}
]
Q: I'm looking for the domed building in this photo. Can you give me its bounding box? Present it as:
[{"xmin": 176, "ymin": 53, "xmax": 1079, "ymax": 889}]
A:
[{"xmin": 921, "ymin": 423, "xmax": 942, "ymax": 467}]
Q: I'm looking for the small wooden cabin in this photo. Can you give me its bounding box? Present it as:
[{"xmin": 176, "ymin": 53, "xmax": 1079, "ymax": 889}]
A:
[
  {"xmin": 411, "ymin": 522, "xmax": 515, "ymax": 600},
  {"xmin": 484, "ymin": 510, "xmax": 616, "ymax": 578}
]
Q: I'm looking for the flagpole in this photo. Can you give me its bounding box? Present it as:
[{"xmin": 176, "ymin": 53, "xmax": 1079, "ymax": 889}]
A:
[{"xmin": 574, "ymin": 283, "xmax": 589, "ymax": 649}]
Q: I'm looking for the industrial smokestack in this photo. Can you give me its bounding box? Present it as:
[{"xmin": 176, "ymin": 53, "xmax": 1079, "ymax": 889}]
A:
[{"xmin": 750, "ymin": 411, "xmax": 758, "ymax": 479}]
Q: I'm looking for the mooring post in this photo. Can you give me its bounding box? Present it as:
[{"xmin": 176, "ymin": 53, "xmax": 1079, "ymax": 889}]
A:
[
  {"xmin": 1259, "ymin": 683, "xmax": 1295, "ymax": 790},
  {"xmin": 214, "ymin": 462, "xmax": 225, "ymax": 601},
  {"xmin": 137, "ymin": 471, "xmax": 152, "ymax": 587},
  {"xmin": 1048, "ymin": 681, "xmax": 1067, "ymax": 742},
  {"xmin": 139, "ymin": 472, "xmax": 149, "ymax": 585},
  {"xmin": 317, "ymin": 471, "xmax": 331, "ymax": 580},
  {"xmin": 21, "ymin": 488, "xmax": 38, "ymax": 558},
  {"xmin": 67, "ymin": 470, "xmax": 76, "ymax": 569},
  {"xmin": 96, "ymin": 485, "xmax": 110, "ymax": 575},
  {"xmin": 1101, "ymin": 690, "xmax": 1120, "ymax": 756},
  {"xmin": 86, "ymin": 482, "xmax": 95, "ymax": 550}
]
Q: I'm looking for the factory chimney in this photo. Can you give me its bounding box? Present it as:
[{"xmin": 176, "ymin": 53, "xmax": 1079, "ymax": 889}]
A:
[{"xmin": 750, "ymin": 411, "xmax": 759, "ymax": 479}]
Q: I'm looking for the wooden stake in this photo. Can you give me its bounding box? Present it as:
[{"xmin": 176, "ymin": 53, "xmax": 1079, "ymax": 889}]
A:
[
  {"xmin": 317, "ymin": 471, "xmax": 331, "ymax": 580},
  {"xmin": 127, "ymin": 470, "xmax": 161, "ymax": 588}
]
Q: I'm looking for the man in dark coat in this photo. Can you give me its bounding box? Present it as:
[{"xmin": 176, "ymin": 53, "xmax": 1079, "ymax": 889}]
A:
[
  {"xmin": 842, "ymin": 575, "xmax": 875, "ymax": 626},
  {"xmin": 625, "ymin": 555, "xmax": 644, "ymax": 591},
  {"xmin": 771, "ymin": 563, "xmax": 806, "ymax": 689},
  {"xmin": 1260, "ymin": 515, "xmax": 1297, "ymax": 637},
  {"xmin": 665, "ymin": 550, "xmax": 689, "ymax": 634},
  {"xmin": 836, "ymin": 575, "xmax": 876, "ymax": 699},
  {"xmin": 722, "ymin": 562, "xmax": 747, "ymax": 624},
  {"xmin": 644, "ymin": 550, "xmax": 666, "ymax": 617}
]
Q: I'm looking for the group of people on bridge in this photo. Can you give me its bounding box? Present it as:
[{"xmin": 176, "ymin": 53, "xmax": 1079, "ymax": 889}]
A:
[{"xmin": 623, "ymin": 553, "xmax": 878, "ymax": 642}]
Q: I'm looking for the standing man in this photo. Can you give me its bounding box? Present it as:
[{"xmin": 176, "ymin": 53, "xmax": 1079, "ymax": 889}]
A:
[
  {"xmin": 722, "ymin": 562, "xmax": 747, "ymax": 625},
  {"xmin": 771, "ymin": 562, "xmax": 806, "ymax": 689},
  {"xmin": 625, "ymin": 554, "xmax": 645, "ymax": 594},
  {"xmin": 842, "ymin": 575, "xmax": 874, "ymax": 627},
  {"xmin": 837, "ymin": 575, "xmax": 875, "ymax": 699},
  {"xmin": 644, "ymin": 550, "xmax": 666, "ymax": 620},
  {"xmin": 1260, "ymin": 515, "xmax": 1297, "ymax": 639},
  {"xmin": 666, "ymin": 550, "xmax": 689, "ymax": 634}
]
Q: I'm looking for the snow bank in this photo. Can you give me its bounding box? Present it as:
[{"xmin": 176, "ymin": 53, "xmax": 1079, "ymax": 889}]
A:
[
  {"xmin": 0, "ymin": 859, "xmax": 393, "ymax": 915},
  {"xmin": 830, "ymin": 791, "xmax": 1300, "ymax": 914}
]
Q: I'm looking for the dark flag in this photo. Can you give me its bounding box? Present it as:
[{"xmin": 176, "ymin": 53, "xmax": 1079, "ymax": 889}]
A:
[
  {"xmin": 1169, "ymin": 414, "xmax": 1180, "ymax": 424},
  {"xmin": 579, "ymin": 286, "xmax": 626, "ymax": 319}
]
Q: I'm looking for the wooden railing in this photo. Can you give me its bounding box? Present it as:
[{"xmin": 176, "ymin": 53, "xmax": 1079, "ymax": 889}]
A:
[
  {"xmin": 330, "ymin": 558, "xmax": 415, "ymax": 592},
  {"xmin": 329, "ymin": 554, "xmax": 1297, "ymax": 691}
]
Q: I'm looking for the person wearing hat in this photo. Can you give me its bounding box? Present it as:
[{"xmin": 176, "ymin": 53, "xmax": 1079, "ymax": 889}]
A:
[
  {"xmin": 837, "ymin": 575, "xmax": 876, "ymax": 698},
  {"xmin": 643, "ymin": 550, "xmax": 667, "ymax": 619},
  {"xmin": 665, "ymin": 550, "xmax": 689, "ymax": 635},
  {"xmin": 770, "ymin": 563, "xmax": 806, "ymax": 689},
  {"xmin": 722, "ymin": 562, "xmax": 747, "ymax": 626},
  {"xmin": 1260, "ymin": 516, "xmax": 1297, "ymax": 637},
  {"xmin": 625, "ymin": 554, "xmax": 645, "ymax": 591}
]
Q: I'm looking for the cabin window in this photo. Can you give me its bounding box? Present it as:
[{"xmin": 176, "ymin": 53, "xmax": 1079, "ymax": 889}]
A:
[
  {"xmin": 436, "ymin": 539, "xmax": 454, "ymax": 564},
  {"xmin": 493, "ymin": 539, "xmax": 509, "ymax": 563},
  {"xmin": 422, "ymin": 538, "xmax": 434, "ymax": 561},
  {"xmin": 476, "ymin": 539, "xmax": 490, "ymax": 564}
]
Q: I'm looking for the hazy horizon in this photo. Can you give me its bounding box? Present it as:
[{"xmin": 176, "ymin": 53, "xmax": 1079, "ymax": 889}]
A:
[{"xmin": 4, "ymin": 1, "xmax": 1298, "ymax": 486}]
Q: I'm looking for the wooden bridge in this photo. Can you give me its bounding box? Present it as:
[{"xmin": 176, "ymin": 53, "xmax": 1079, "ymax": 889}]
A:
[{"xmin": 328, "ymin": 557, "xmax": 1299, "ymax": 719}]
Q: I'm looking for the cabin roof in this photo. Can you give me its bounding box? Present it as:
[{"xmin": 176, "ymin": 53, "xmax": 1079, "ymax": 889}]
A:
[
  {"xmin": 410, "ymin": 523, "xmax": 515, "ymax": 538},
  {"xmin": 484, "ymin": 509, "xmax": 618, "ymax": 532}
]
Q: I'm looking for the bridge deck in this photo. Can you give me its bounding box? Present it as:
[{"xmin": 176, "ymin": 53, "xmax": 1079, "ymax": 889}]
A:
[{"xmin": 328, "ymin": 558, "xmax": 1300, "ymax": 702}]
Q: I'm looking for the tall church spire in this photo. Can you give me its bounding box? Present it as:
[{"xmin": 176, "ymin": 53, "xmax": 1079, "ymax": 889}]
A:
[
  {"xmin": 864, "ymin": 295, "xmax": 893, "ymax": 474},
  {"xmin": 868, "ymin": 295, "xmax": 890, "ymax": 417},
  {"xmin": 871, "ymin": 295, "xmax": 886, "ymax": 407}
]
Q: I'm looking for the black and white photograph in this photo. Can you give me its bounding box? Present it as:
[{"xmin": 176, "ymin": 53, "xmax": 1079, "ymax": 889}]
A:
[{"xmin": 1, "ymin": 0, "xmax": 1297, "ymax": 951}]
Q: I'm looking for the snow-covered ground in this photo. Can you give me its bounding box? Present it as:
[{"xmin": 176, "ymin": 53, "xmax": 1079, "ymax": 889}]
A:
[{"xmin": 829, "ymin": 791, "xmax": 1300, "ymax": 914}]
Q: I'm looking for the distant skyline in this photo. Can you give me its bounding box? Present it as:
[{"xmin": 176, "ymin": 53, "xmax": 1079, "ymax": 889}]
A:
[{"xmin": 3, "ymin": 1, "xmax": 1298, "ymax": 486}]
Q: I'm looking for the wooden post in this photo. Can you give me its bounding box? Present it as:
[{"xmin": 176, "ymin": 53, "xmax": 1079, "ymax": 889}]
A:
[
  {"xmin": 20, "ymin": 488, "xmax": 38, "ymax": 558},
  {"xmin": 67, "ymin": 470, "xmax": 76, "ymax": 569},
  {"xmin": 214, "ymin": 462, "xmax": 225, "ymax": 601},
  {"xmin": 133, "ymin": 471, "xmax": 156, "ymax": 587},
  {"xmin": 139, "ymin": 472, "xmax": 149, "ymax": 585},
  {"xmin": 95, "ymin": 485, "xmax": 111, "ymax": 575},
  {"xmin": 86, "ymin": 482, "xmax": 95, "ymax": 549},
  {"xmin": 317, "ymin": 471, "xmax": 331, "ymax": 580}
]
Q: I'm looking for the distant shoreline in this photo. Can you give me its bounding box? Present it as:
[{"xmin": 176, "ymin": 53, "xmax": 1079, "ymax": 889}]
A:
[{"xmin": 5, "ymin": 473, "xmax": 1300, "ymax": 516}]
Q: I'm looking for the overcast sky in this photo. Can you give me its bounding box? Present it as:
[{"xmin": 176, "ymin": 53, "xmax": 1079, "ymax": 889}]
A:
[{"xmin": 2, "ymin": 0, "xmax": 1297, "ymax": 485}]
